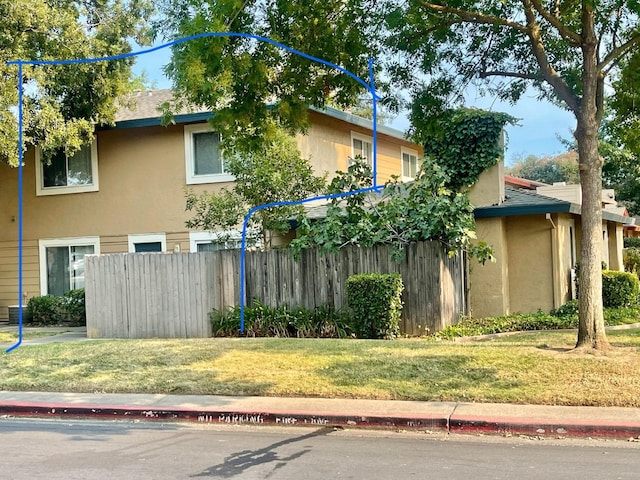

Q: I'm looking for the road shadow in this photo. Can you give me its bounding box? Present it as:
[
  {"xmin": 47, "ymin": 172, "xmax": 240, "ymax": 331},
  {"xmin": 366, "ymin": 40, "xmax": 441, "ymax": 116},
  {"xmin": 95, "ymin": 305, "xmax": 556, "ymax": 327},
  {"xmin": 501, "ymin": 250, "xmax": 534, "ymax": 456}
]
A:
[{"xmin": 191, "ymin": 427, "xmax": 334, "ymax": 478}]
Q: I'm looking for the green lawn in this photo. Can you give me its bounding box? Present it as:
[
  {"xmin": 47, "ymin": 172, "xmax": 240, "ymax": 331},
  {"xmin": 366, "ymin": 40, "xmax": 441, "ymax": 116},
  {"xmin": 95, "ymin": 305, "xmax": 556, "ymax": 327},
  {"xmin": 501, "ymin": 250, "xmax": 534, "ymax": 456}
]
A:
[{"xmin": 1, "ymin": 329, "xmax": 640, "ymax": 407}]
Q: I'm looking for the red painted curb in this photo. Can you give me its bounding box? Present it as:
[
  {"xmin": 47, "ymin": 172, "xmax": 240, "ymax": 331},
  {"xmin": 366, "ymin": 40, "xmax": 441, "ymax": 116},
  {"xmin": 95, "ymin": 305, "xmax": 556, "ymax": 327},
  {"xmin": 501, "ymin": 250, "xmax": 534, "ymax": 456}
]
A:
[
  {"xmin": 0, "ymin": 401, "xmax": 449, "ymax": 431},
  {"xmin": 450, "ymin": 415, "xmax": 640, "ymax": 439}
]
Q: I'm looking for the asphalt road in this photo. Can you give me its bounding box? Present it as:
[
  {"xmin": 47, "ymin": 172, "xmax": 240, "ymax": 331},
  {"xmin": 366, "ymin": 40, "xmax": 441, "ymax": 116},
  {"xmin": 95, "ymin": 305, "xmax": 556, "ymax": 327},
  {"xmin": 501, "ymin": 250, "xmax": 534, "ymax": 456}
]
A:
[{"xmin": 1, "ymin": 418, "xmax": 639, "ymax": 479}]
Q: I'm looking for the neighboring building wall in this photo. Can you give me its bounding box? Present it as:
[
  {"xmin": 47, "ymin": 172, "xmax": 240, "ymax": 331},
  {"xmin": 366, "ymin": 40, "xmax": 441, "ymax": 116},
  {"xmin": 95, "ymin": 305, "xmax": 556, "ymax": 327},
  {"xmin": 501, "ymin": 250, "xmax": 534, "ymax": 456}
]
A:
[
  {"xmin": 607, "ymin": 222, "xmax": 624, "ymax": 271},
  {"xmin": 470, "ymin": 216, "xmax": 509, "ymax": 318},
  {"xmin": 505, "ymin": 215, "xmax": 555, "ymax": 314}
]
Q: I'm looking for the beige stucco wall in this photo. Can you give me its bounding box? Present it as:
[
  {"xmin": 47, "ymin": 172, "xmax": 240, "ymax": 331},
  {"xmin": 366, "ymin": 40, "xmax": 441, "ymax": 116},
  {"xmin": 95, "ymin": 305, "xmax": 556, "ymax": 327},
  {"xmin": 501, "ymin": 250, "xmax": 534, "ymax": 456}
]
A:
[
  {"xmin": 0, "ymin": 112, "xmax": 417, "ymax": 319},
  {"xmin": 471, "ymin": 213, "xmax": 580, "ymax": 318},
  {"xmin": 467, "ymin": 161, "xmax": 505, "ymax": 208},
  {"xmin": 505, "ymin": 215, "xmax": 555, "ymax": 314},
  {"xmin": 469, "ymin": 217, "xmax": 509, "ymax": 318}
]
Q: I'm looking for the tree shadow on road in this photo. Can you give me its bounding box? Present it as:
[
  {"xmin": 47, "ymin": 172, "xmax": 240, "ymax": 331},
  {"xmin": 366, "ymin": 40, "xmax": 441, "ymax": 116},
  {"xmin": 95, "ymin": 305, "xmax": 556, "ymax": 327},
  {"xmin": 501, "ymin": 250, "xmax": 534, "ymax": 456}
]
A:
[{"xmin": 191, "ymin": 427, "xmax": 334, "ymax": 478}]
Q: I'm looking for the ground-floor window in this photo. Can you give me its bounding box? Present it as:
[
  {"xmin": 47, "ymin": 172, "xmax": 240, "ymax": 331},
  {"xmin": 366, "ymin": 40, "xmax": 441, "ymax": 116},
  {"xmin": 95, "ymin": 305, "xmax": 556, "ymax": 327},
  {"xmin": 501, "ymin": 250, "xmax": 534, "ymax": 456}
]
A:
[
  {"xmin": 128, "ymin": 233, "xmax": 167, "ymax": 253},
  {"xmin": 189, "ymin": 230, "xmax": 260, "ymax": 252},
  {"xmin": 39, "ymin": 237, "xmax": 100, "ymax": 295}
]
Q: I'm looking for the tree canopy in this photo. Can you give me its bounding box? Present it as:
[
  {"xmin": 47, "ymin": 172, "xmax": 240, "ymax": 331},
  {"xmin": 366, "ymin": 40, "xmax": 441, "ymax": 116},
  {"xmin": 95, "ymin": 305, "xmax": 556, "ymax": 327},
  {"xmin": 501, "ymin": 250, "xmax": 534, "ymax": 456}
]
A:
[
  {"xmin": 185, "ymin": 124, "xmax": 326, "ymax": 248},
  {"xmin": 159, "ymin": 1, "xmax": 640, "ymax": 351},
  {"xmin": 0, "ymin": 0, "xmax": 153, "ymax": 165},
  {"xmin": 157, "ymin": 0, "xmax": 382, "ymax": 153},
  {"xmin": 507, "ymin": 152, "xmax": 580, "ymax": 185}
]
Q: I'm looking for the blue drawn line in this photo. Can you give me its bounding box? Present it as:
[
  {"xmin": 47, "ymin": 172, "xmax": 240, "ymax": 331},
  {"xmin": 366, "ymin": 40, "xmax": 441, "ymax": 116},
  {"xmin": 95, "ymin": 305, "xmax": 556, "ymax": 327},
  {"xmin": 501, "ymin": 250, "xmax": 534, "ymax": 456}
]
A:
[
  {"xmin": 239, "ymin": 186, "xmax": 381, "ymax": 332},
  {"xmin": 6, "ymin": 61, "xmax": 24, "ymax": 353},
  {"xmin": 5, "ymin": 32, "xmax": 382, "ymax": 347}
]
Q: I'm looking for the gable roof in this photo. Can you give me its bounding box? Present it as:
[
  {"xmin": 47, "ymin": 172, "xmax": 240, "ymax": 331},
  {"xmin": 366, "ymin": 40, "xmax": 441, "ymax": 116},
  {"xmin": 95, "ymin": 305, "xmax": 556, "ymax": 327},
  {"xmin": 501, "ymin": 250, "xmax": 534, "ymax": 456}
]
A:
[
  {"xmin": 474, "ymin": 187, "xmax": 632, "ymax": 224},
  {"xmin": 110, "ymin": 89, "xmax": 408, "ymax": 140}
]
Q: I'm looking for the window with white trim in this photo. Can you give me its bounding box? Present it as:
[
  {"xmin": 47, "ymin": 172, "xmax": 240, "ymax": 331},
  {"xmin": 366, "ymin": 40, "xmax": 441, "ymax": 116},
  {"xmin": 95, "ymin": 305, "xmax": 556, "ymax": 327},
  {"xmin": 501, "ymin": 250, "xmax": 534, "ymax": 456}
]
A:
[
  {"xmin": 39, "ymin": 237, "xmax": 100, "ymax": 296},
  {"xmin": 401, "ymin": 148, "xmax": 419, "ymax": 180},
  {"xmin": 189, "ymin": 231, "xmax": 260, "ymax": 252},
  {"xmin": 184, "ymin": 124, "xmax": 233, "ymax": 184},
  {"xmin": 350, "ymin": 132, "xmax": 373, "ymax": 166},
  {"xmin": 128, "ymin": 233, "xmax": 167, "ymax": 253},
  {"xmin": 35, "ymin": 141, "xmax": 99, "ymax": 196}
]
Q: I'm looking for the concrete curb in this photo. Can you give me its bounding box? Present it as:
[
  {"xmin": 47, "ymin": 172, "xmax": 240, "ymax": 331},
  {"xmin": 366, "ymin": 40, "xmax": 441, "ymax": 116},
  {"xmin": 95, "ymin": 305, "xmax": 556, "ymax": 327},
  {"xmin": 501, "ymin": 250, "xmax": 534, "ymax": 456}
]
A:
[
  {"xmin": 0, "ymin": 400, "xmax": 449, "ymax": 431},
  {"xmin": 1, "ymin": 393, "xmax": 640, "ymax": 440}
]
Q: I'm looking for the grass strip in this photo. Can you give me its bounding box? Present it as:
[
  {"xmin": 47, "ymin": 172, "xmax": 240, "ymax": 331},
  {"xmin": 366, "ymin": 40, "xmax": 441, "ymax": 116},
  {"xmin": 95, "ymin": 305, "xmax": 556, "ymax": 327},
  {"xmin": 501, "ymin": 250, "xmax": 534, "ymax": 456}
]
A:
[{"xmin": 1, "ymin": 329, "xmax": 640, "ymax": 407}]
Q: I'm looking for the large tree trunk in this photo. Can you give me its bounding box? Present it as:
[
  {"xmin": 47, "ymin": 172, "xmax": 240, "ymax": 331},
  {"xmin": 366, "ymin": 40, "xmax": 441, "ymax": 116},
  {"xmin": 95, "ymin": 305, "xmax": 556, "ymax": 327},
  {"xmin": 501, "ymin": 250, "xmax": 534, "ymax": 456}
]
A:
[
  {"xmin": 575, "ymin": 8, "xmax": 609, "ymax": 351},
  {"xmin": 575, "ymin": 119, "xmax": 608, "ymax": 350}
]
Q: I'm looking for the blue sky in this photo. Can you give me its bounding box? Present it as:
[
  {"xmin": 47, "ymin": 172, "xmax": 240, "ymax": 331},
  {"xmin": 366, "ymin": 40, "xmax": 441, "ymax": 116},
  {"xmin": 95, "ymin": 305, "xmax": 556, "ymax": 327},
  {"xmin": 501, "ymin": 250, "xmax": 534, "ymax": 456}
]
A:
[{"xmin": 133, "ymin": 50, "xmax": 576, "ymax": 167}]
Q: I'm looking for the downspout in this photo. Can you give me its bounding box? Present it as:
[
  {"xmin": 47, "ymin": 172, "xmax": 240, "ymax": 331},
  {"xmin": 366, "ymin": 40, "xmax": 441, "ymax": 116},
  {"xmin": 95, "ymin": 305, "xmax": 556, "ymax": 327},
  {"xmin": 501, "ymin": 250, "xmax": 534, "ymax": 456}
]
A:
[{"xmin": 546, "ymin": 213, "xmax": 560, "ymax": 309}]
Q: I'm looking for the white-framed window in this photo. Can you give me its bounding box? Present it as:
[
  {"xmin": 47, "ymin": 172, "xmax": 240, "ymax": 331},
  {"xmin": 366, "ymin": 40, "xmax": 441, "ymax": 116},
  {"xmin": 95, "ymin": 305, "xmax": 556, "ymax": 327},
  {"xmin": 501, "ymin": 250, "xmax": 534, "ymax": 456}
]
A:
[
  {"xmin": 39, "ymin": 237, "xmax": 100, "ymax": 296},
  {"xmin": 401, "ymin": 148, "xmax": 419, "ymax": 180},
  {"xmin": 128, "ymin": 233, "xmax": 167, "ymax": 253},
  {"xmin": 189, "ymin": 230, "xmax": 261, "ymax": 252},
  {"xmin": 184, "ymin": 124, "xmax": 234, "ymax": 184},
  {"xmin": 350, "ymin": 132, "xmax": 373, "ymax": 166},
  {"xmin": 35, "ymin": 140, "xmax": 99, "ymax": 196}
]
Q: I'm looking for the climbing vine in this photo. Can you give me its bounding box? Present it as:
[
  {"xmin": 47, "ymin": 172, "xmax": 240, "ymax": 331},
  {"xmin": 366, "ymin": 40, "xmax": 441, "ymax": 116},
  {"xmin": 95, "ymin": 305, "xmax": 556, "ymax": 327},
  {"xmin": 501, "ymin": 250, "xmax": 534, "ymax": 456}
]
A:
[
  {"xmin": 412, "ymin": 107, "xmax": 516, "ymax": 190},
  {"xmin": 291, "ymin": 108, "xmax": 512, "ymax": 263}
]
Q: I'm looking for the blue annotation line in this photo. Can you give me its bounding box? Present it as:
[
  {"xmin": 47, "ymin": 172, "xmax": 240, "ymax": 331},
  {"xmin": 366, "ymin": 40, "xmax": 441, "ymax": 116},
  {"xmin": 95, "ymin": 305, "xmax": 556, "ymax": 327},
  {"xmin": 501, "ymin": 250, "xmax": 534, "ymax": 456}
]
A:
[{"xmin": 5, "ymin": 32, "xmax": 381, "ymax": 350}]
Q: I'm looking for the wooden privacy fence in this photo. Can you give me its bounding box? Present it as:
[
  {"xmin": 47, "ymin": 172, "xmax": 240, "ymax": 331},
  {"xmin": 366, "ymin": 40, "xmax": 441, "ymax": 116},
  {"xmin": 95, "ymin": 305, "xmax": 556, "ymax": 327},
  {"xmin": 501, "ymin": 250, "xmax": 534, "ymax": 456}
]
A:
[{"xmin": 85, "ymin": 241, "xmax": 468, "ymax": 339}]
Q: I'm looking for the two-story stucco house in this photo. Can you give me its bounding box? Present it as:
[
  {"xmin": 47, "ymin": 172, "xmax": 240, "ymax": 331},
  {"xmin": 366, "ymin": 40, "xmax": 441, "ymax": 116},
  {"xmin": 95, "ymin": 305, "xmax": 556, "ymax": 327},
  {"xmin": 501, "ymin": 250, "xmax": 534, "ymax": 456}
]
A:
[{"xmin": 0, "ymin": 89, "xmax": 421, "ymax": 322}]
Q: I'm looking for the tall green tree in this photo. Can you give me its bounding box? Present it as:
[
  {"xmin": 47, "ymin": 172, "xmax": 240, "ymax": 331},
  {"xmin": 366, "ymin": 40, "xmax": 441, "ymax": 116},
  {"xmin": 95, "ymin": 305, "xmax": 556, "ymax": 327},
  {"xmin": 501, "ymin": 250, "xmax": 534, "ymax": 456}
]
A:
[
  {"xmin": 384, "ymin": 2, "xmax": 640, "ymax": 352},
  {"xmin": 0, "ymin": 0, "xmax": 153, "ymax": 165},
  {"xmin": 160, "ymin": 1, "xmax": 640, "ymax": 351},
  {"xmin": 507, "ymin": 152, "xmax": 580, "ymax": 184},
  {"xmin": 184, "ymin": 124, "xmax": 326, "ymax": 248},
  {"xmin": 156, "ymin": 0, "xmax": 383, "ymax": 153}
]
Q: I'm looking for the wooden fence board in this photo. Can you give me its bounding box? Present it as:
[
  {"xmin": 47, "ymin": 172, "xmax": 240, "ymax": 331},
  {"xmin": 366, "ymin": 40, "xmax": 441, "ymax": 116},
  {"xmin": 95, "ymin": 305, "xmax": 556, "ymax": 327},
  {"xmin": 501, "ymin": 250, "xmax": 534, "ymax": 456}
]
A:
[{"xmin": 85, "ymin": 241, "xmax": 468, "ymax": 338}]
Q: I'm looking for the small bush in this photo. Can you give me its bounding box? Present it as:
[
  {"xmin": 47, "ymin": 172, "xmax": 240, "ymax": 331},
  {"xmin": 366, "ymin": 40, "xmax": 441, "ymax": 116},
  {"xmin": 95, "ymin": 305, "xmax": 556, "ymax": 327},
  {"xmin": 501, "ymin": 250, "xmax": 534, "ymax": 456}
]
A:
[
  {"xmin": 27, "ymin": 295, "xmax": 63, "ymax": 325},
  {"xmin": 345, "ymin": 273, "xmax": 403, "ymax": 339},
  {"xmin": 60, "ymin": 289, "xmax": 86, "ymax": 326},
  {"xmin": 602, "ymin": 270, "xmax": 639, "ymax": 308},
  {"xmin": 624, "ymin": 237, "xmax": 640, "ymax": 249},
  {"xmin": 436, "ymin": 312, "xmax": 575, "ymax": 339},
  {"xmin": 624, "ymin": 248, "xmax": 640, "ymax": 274},
  {"xmin": 26, "ymin": 289, "xmax": 86, "ymax": 326},
  {"xmin": 551, "ymin": 300, "xmax": 579, "ymax": 318},
  {"xmin": 210, "ymin": 300, "xmax": 354, "ymax": 338}
]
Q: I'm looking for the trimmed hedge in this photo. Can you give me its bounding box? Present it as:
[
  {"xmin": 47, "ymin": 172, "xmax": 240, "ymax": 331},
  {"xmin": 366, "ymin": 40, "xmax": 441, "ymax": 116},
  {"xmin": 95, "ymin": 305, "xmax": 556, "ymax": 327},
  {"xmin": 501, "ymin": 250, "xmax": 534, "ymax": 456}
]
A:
[
  {"xmin": 27, "ymin": 289, "xmax": 86, "ymax": 326},
  {"xmin": 602, "ymin": 270, "xmax": 639, "ymax": 307},
  {"xmin": 210, "ymin": 301, "xmax": 354, "ymax": 338},
  {"xmin": 345, "ymin": 273, "xmax": 403, "ymax": 339}
]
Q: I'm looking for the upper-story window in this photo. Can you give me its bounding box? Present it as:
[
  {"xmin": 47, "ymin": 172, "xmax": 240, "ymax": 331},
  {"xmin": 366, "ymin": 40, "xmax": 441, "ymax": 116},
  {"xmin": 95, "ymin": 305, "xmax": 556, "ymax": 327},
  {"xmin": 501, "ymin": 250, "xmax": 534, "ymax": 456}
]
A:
[
  {"xmin": 402, "ymin": 148, "xmax": 419, "ymax": 180},
  {"xmin": 35, "ymin": 141, "xmax": 99, "ymax": 196},
  {"xmin": 184, "ymin": 124, "xmax": 234, "ymax": 184},
  {"xmin": 350, "ymin": 132, "xmax": 373, "ymax": 167}
]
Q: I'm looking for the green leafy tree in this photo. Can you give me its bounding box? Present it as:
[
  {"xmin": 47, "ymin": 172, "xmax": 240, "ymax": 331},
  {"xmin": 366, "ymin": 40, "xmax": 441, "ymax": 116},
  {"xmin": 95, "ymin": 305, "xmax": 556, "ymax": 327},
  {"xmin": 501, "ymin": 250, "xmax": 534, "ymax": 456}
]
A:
[
  {"xmin": 160, "ymin": 1, "xmax": 640, "ymax": 351},
  {"xmin": 0, "ymin": 0, "xmax": 153, "ymax": 165},
  {"xmin": 385, "ymin": 2, "xmax": 640, "ymax": 351},
  {"xmin": 291, "ymin": 157, "xmax": 493, "ymax": 264},
  {"xmin": 507, "ymin": 152, "xmax": 580, "ymax": 185},
  {"xmin": 185, "ymin": 125, "xmax": 326, "ymax": 248},
  {"xmin": 156, "ymin": 0, "xmax": 383, "ymax": 154}
]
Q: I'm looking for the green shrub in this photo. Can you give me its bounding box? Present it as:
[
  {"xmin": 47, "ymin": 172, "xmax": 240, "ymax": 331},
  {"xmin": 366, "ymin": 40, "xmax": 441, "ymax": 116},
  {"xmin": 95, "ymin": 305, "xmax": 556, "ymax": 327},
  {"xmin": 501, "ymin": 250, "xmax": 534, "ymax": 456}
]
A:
[
  {"xmin": 60, "ymin": 289, "xmax": 86, "ymax": 326},
  {"xmin": 210, "ymin": 300, "xmax": 354, "ymax": 338},
  {"xmin": 436, "ymin": 312, "xmax": 575, "ymax": 339},
  {"xmin": 551, "ymin": 300, "xmax": 579, "ymax": 317},
  {"xmin": 624, "ymin": 247, "xmax": 640, "ymax": 274},
  {"xmin": 27, "ymin": 295, "xmax": 62, "ymax": 325},
  {"xmin": 624, "ymin": 237, "xmax": 640, "ymax": 249},
  {"xmin": 602, "ymin": 270, "xmax": 639, "ymax": 307},
  {"xmin": 26, "ymin": 289, "xmax": 86, "ymax": 326},
  {"xmin": 345, "ymin": 273, "xmax": 403, "ymax": 339}
]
